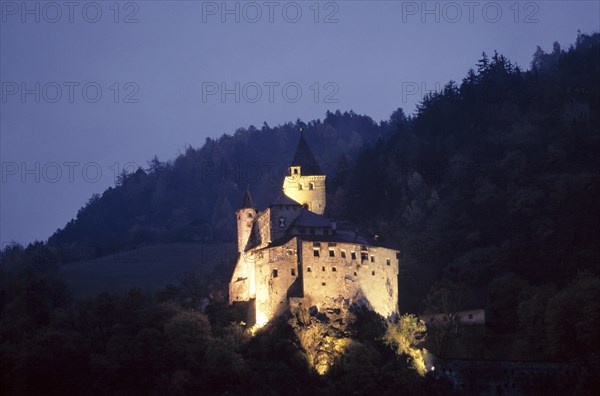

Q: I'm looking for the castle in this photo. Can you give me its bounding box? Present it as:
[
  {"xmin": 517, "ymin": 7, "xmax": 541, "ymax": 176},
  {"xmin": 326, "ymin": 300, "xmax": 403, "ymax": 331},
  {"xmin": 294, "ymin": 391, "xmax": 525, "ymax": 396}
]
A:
[{"xmin": 229, "ymin": 132, "xmax": 400, "ymax": 327}]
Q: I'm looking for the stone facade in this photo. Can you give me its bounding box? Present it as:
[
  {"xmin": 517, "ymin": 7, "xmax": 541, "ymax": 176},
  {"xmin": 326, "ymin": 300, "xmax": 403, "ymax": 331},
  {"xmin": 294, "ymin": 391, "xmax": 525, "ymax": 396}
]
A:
[{"xmin": 229, "ymin": 133, "xmax": 400, "ymax": 326}]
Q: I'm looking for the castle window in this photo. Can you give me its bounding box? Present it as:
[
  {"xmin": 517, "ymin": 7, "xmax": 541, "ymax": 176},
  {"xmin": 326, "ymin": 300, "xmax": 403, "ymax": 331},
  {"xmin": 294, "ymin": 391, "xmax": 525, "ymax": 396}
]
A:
[
  {"xmin": 307, "ymin": 266, "xmax": 312, "ymax": 272},
  {"xmin": 386, "ymin": 258, "xmax": 391, "ymax": 266},
  {"xmin": 313, "ymin": 249, "xmax": 320, "ymax": 257},
  {"xmin": 298, "ymin": 183, "xmax": 303, "ymax": 190},
  {"xmin": 351, "ymin": 251, "xmax": 357, "ymax": 260},
  {"xmin": 332, "ymin": 267, "xmax": 337, "ymax": 272},
  {"xmin": 361, "ymin": 252, "xmax": 368, "ymax": 262},
  {"xmin": 272, "ymin": 269, "xmax": 278, "ymax": 278},
  {"xmin": 371, "ymin": 271, "xmax": 375, "ymax": 276},
  {"xmin": 291, "ymin": 268, "xmax": 296, "ymax": 276},
  {"xmin": 309, "ymin": 182, "xmax": 314, "ymax": 190},
  {"xmin": 322, "ymin": 266, "xmax": 325, "ymax": 272},
  {"xmin": 341, "ymin": 251, "xmax": 346, "ymax": 259},
  {"xmin": 247, "ymin": 213, "xmax": 253, "ymax": 218},
  {"xmin": 329, "ymin": 249, "xmax": 335, "ymax": 257},
  {"xmin": 353, "ymin": 271, "xmax": 357, "ymax": 276},
  {"xmin": 370, "ymin": 255, "xmax": 375, "ymax": 263},
  {"xmin": 322, "ymin": 282, "xmax": 326, "ymax": 286}
]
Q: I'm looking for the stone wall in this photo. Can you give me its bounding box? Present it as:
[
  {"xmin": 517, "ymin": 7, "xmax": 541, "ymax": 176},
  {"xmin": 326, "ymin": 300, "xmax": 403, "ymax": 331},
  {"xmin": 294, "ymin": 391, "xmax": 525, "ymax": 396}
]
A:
[
  {"xmin": 254, "ymin": 238, "xmax": 300, "ymax": 326},
  {"xmin": 269, "ymin": 205, "xmax": 303, "ymax": 242},
  {"xmin": 229, "ymin": 252, "xmax": 255, "ymax": 303},
  {"xmin": 236, "ymin": 208, "xmax": 256, "ymax": 253},
  {"xmin": 249, "ymin": 209, "xmax": 271, "ymax": 249},
  {"xmin": 299, "ymin": 240, "xmax": 399, "ymax": 319},
  {"xmin": 282, "ymin": 174, "xmax": 326, "ymax": 214}
]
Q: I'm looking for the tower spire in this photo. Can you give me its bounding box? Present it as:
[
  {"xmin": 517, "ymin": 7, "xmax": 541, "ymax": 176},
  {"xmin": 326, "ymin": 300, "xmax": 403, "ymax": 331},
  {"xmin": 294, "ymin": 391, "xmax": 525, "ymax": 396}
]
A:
[
  {"xmin": 290, "ymin": 129, "xmax": 321, "ymax": 176},
  {"xmin": 239, "ymin": 186, "xmax": 255, "ymax": 210}
]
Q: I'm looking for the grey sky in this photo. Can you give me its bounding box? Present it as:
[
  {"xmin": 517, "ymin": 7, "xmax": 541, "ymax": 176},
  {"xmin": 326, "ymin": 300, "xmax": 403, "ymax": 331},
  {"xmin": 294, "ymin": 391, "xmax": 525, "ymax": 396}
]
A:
[{"xmin": 1, "ymin": 0, "xmax": 599, "ymax": 246}]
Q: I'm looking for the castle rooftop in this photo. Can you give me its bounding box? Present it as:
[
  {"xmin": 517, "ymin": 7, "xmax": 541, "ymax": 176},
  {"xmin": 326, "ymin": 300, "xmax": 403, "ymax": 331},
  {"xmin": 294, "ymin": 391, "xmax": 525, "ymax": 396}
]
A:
[
  {"xmin": 238, "ymin": 188, "xmax": 255, "ymax": 210},
  {"xmin": 290, "ymin": 131, "xmax": 322, "ymax": 175},
  {"xmin": 269, "ymin": 193, "xmax": 302, "ymax": 207}
]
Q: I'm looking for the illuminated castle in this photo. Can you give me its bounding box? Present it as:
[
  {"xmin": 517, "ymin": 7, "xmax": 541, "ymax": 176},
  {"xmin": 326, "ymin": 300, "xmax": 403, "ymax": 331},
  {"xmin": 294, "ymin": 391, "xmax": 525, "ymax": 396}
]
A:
[{"xmin": 229, "ymin": 132, "xmax": 399, "ymax": 327}]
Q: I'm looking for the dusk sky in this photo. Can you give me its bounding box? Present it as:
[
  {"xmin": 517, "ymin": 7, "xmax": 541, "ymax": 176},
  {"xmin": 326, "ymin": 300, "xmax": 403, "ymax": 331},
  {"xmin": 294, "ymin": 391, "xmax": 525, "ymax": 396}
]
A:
[{"xmin": 1, "ymin": 0, "xmax": 599, "ymax": 246}]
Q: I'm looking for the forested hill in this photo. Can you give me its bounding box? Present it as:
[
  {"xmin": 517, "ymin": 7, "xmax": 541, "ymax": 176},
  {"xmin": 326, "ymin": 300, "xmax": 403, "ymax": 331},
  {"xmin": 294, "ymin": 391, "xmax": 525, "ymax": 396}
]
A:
[{"xmin": 47, "ymin": 110, "xmax": 395, "ymax": 259}]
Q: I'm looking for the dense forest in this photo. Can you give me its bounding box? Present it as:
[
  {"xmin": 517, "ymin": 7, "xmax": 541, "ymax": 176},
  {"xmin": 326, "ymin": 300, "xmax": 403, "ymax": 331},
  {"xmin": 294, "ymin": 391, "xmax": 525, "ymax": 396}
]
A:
[{"xmin": 1, "ymin": 32, "xmax": 599, "ymax": 394}]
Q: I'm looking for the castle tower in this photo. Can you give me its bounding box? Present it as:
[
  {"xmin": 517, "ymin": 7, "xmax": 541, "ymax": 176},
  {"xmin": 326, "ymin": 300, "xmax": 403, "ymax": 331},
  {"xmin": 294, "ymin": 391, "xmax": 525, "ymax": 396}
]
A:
[
  {"xmin": 236, "ymin": 188, "xmax": 256, "ymax": 253},
  {"xmin": 282, "ymin": 131, "xmax": 326, "ymax": 215}
]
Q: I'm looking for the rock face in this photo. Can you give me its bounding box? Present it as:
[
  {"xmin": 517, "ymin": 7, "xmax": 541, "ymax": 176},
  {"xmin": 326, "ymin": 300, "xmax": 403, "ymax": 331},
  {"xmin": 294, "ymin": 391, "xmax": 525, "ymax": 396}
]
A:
[
  {"xmin": 289, "ymin": 298, "xmax": 354, "ymax": 375},
  {"xmin": 229, "ymin": 133, "xmax": 400, "ymax": 328}
]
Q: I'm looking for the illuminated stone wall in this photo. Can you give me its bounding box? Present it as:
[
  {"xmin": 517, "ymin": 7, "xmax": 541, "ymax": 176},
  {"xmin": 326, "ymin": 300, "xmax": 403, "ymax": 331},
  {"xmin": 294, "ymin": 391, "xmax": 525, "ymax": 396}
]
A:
[
  {"xmin": 282, "ymin": 173, "xmax": 326, "ymax": 214},
  {"xmin": 300, "ymin": 241, "xmax": 399, "ymax": 319},
  {"xmin": 245, "ymin": 238, "xmax": 399, "ymax": 324},
  {"xmin": 249, "ymin": 209, "xmax": 271, "ymax": 250},
  {"xmin": 253, "ymin": 238, "xmax": 300, "ymax": 326},
  {"xmin": 229, "ymin": 252, "xmax": 255, "ymax": 303},
  {"xmin": 236, "ymin": 207, "xmax": 256, "ymax": 253}
]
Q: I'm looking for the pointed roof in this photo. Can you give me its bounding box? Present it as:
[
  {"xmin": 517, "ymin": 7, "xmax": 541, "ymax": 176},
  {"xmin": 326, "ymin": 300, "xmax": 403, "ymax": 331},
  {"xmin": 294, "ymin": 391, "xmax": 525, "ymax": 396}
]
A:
[
  {"xmin": 238, "ymin": 188, "xmax": 255, "ymax": 210},
  {"xmin": 291, "ymin": 208, "xmax": 332, "ymax": 228},
  {"xmin": 291, "ymin": 131, "xmax": 322, "ymax": 176},
  {"xmin": 270, "ymin": 193, "xmax": 302, "ymax": 207}
]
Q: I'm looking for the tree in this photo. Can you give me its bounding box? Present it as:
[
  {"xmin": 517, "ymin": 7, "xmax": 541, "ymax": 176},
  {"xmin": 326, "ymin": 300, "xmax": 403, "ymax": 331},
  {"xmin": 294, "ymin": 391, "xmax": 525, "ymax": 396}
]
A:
[
  {"xmin": 147, "ymin": 155, "xmax": 164, "ymax": 174},
  {"xmin": 476, "ymin": 52, "xmax": 490, "ymax": 76},
  {"xmin": 384, "ymin": 314, "xmax": 427, "ymax": 375}
]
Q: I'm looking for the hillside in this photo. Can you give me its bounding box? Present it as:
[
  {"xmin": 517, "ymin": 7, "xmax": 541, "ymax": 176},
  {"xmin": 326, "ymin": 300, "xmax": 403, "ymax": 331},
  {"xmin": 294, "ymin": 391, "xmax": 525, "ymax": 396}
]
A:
[{"xmin": 59, "ymin": 243, "xmax": 236, "ymax": 298}]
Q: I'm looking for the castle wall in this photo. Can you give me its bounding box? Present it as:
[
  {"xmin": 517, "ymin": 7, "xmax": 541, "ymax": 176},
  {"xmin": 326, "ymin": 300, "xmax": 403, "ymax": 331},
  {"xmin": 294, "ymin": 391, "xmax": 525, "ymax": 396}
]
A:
[
  {"xmin": 282, "ymin": 175, "xmax": 326, "ymax": 214},
  {"xmin": 236, "ymin": 208, "xmax": 256, "ymax": 253},
  {"xmin": 249, "ymin": 209, "xmax": 271, "ymax": 250},
  {"xmin": 229, "ymin": 253, "xmax": 255, "ymax": 303},
  {"xmin": 253, "ymin": 238, "xmax": 300, "ymax": 326},
  {"xmin": 300, "ymin": 240, "xmax": 399, "ymax": 319},
  {"xmin": 269, "ymin": 205, "xmax": 302, "ymax": 242}
]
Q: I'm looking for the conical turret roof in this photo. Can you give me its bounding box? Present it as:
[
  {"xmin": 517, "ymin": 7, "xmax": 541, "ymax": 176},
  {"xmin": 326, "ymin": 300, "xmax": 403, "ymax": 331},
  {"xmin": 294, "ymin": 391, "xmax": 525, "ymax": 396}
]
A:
[
  {"xmin": 290, "ymin": 131, "xmax": 322, "ymax": 176},
  {"xmin": 238, "ymin": 188, "xmax": 255, "ymax": 210}
]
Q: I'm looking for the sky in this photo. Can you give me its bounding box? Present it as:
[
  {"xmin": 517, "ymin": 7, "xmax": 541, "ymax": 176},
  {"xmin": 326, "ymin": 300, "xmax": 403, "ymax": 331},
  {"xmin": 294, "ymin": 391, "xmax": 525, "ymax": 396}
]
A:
[{"xmin": 1, "ymin": 0, "xmax": 599, "ymax": 247}]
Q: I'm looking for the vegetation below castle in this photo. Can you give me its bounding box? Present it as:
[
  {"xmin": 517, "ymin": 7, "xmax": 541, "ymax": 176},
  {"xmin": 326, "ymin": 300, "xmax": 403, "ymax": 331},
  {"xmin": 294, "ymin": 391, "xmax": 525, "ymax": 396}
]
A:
[
  {"xmin": 1, "ymin": 31, "xmax": 600, "ymax": 394},
  {"xmin": 0, "ymin": 272, "xmax": 451, "ymax": 395}
]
